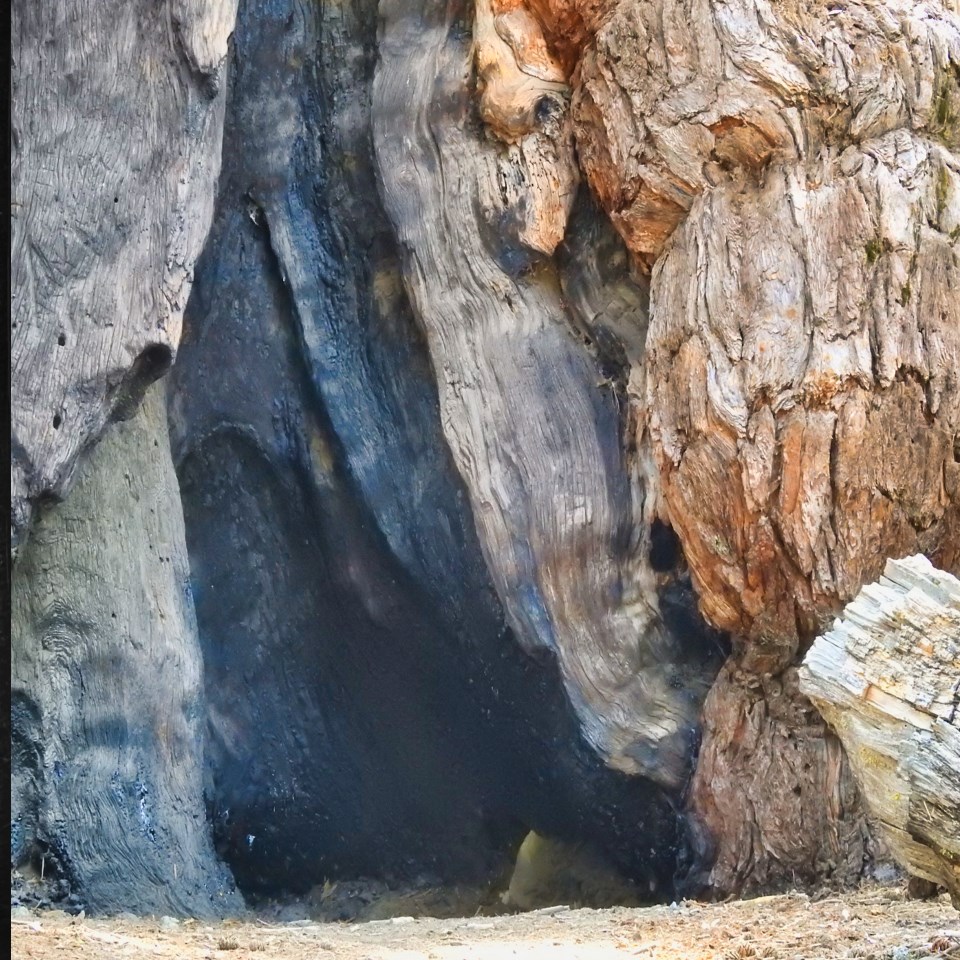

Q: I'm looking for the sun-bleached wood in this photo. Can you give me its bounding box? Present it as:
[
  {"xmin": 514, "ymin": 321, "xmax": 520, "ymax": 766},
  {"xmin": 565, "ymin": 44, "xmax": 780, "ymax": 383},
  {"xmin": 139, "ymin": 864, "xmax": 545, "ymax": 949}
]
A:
[
  {"xmin": 10, "ymin": 0, "xmax": 239, "ymax": 913},
  {"xmin": 373, "ymin": 0, "xmax": 726, "ymax": 792},
  {"xmin": 800, "ymin": 555, "xmax": 960, "ymax": 907}
]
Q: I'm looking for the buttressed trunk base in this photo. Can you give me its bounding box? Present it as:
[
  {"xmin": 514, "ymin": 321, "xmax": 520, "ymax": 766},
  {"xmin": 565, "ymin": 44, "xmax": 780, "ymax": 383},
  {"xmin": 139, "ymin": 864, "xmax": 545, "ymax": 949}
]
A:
[{"xmin": 10, "ymin": 0, "xmax": 960, "ymax": 914}]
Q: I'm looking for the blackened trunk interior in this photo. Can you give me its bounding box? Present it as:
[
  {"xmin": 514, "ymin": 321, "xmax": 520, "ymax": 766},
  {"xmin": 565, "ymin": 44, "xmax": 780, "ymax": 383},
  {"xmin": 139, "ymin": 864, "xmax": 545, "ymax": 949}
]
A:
[{"xmin": 166, "ymin": 0, "xmax": 726, "ymax": 905}]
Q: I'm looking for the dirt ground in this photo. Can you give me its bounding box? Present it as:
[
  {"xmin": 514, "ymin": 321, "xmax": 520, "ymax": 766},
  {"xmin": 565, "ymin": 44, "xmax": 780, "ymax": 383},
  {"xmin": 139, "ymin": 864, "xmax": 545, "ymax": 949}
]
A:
[{"xmin": 11, "ymin": 885, "xmax": 960, "ymax": 960}]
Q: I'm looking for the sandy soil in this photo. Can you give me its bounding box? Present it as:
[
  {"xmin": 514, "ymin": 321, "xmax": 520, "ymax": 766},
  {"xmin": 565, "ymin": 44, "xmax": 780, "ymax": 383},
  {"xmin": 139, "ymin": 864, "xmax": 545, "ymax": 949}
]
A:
[{"xmin": 11, "ymin": 886, "xmax": 960, "ymax": 960}]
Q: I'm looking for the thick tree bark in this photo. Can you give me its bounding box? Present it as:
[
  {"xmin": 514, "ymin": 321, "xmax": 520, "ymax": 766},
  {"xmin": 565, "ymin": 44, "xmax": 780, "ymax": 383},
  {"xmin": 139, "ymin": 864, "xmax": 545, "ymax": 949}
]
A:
[
  {"xmin": 683, "ymin": 663, "xmax": 874, "ymax": 895},
  {"xmin": 651, "ymin": 128, "xmax": 960, "ymax": 892},
  {"xmin": 800, "ymin": 555, "xmax": 960, "ymax": 908},
  {"xmin": 488, "ymin": 0, "xmax": 960, "ymax": 894},
  {"xmin": 10, "ymin": 0, "xmax": 960, "ymax": 913},
  {"xmin": 10, "ymin": 0, "xmax": 236, "ymax": 552},
  {"xmin": 11, "ymin": 382, "xmax": 241, "ymax": 917}
]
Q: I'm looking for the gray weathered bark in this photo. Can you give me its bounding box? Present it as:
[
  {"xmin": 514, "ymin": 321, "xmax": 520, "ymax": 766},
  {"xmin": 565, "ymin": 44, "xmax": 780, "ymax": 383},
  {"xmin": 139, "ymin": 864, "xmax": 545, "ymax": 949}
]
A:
[
  {"xmin": 800, "ymin": 555, "xmax": 960, "ymax": 908},
  {"xmin": 11, "ymin": 0, "xmax": 239, "ymax": 914},
  {"xmin": 11, "ymin": 0, "xmax": 237, "ymax": 553},
  {"xmin": 11, "ymin": 382, "xmax": 241, "ymax": 917},
  {"xmin": 373, "ymin": 0, "xmax": 719, "ymax": 794}
]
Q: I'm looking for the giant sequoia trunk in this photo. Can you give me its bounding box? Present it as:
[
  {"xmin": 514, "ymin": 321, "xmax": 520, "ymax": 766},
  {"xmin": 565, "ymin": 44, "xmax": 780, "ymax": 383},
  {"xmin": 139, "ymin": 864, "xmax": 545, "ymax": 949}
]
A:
[
  {"xmin": 11, "ymin": 0, "xmax": 242, "ymax": 915},
  {"xmin": 10, "ymin": 0, "xmax": 960, "ymax": 914}
]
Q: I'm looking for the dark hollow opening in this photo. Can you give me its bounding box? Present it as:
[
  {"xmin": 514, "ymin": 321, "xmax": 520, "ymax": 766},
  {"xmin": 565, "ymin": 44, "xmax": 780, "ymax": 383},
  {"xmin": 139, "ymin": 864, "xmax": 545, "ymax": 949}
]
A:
[
  {"xmin": 108, "ymin": 343, "xmax": 174, "ymax": 423},
  {"xmin": 153, "ymin": 0, "xmax": 729, "ymax": 919},
  {"xmin": 649, "ymin": 519, "xmax": 683, "ymax": 573}
]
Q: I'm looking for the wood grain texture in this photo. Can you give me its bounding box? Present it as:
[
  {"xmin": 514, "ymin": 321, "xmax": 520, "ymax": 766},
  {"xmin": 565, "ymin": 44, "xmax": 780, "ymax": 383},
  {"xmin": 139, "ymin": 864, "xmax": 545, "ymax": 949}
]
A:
[
  {"xmin": 800, "ymin": 555, "xmax": 960, "ymax": 907},
  {"xmin": 373, "ymin": 0, "xmax": 721, "ymax": 793},
  {"xmin": 572, "ymin": 0, "xmax": 960, "ymax": 265},
  {"xmin": 12, "ymin": 0, "xmax": 959, "ymax": 907},
  {"xmin": 496, "ymin": 0, "xmax": 960, "ymax": 895},
  {"xmin": 375, "ymin": 0, "xmax": 957, "ymax": 895},
  {"xmin": 11, "ymin": 0, "xmax": 237, "ymax": 553},
  {"xmin": 646, "ymin": 134, "xmax": 960, "ymax": 656},
  {"xmin": 11, "ymin": 382, "xmax": 241, "ymax": 917},
  {"xmin": 475, "ymin": 0, "xmax": 578, "ymax": 253},
  {"xmin": 162, "ymin": 0, "xmax": 723, "ymax": 897}
]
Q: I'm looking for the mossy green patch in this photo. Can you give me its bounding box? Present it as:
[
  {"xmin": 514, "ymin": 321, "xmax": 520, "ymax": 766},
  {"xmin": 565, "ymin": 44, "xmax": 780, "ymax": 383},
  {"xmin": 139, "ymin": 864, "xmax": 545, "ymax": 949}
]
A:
[
  {"xmin": 931, "ymin": 67, "xmax": 960, "ymax": 149},
  {"xmin": 935, "ymin": 163, "xmax": 951, "ymax": 226}
]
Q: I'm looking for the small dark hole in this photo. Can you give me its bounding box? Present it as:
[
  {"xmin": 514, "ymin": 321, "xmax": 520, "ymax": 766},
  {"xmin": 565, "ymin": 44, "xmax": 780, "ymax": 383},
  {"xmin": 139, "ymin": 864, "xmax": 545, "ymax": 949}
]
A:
[
  {"xmin": 107, "ymin": 343, "xmax": 174, "ymax": 423},
  {"xmin": 52, "ymin": 414, "xmax": 62, "ymax": 429},
  {"xmin": 138, "ymin": 343, "xmax": 173, "ymax": 377},
  {"xmin": 534, "ymin": 95, "xmax": 559, "ymax": 125},
  {"xmin": 113, "ymin": 197, "xmax": 119, "ymax": 204},
  {"xmin": 57, "ymin": 333, "xmax": 66, "ymax": 346},
  {"xmin": 650, "ymin": 519, "xmax": 682, "ymax": 573}
]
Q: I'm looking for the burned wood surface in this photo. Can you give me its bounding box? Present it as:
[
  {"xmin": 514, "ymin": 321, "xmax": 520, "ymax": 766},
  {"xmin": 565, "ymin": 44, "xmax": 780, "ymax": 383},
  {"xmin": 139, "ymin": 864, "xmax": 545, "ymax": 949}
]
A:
[
  {"xmin": 9, "ymin": 0, "xmax": 960, "ymax": 913},
  {"xmin": 11, "ymin": 383, "xmax": 241, "ymax": 916},
  {"xmin": 166, "ymin": 0, "xmax": 724, "ymax": 898}
]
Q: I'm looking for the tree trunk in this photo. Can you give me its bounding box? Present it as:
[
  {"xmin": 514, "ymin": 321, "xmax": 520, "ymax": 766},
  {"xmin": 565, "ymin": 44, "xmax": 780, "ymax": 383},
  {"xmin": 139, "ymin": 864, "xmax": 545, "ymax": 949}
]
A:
[
  {"xmin": 800, "ymin": 555, "xmax": 960, "ymax": 908},
  {"xmin": 373, "ymin": 0, "xmax": 718, "ymax": 791},
  {"xmin": 11, "ymin": 0, "xmax": 236, "ymax": 552},
  {"xmin": 547, "ymin": 0, "xmax": 960, "ymax": 895},
  {"xmin": 10, "ymin": 0, "xmax": 960, "ymax": 913},
  {"xmin": 11, "ymin": 382, "xmax": 241, "ymax": 916},
  {"xmin": 11, "ymin": 0, "xmax": 238, "ymax": 914}
]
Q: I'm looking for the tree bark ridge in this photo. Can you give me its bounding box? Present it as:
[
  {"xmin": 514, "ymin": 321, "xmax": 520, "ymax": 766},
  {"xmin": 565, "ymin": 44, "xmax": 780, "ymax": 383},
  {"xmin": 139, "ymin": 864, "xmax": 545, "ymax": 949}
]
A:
[
  {"xmin": 11, "ymin": 0, "xmax": 236, "ymax": 553},
  {"xmin": 11, "ymin": 382, "xmax": 241, "ymax": 917}
]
